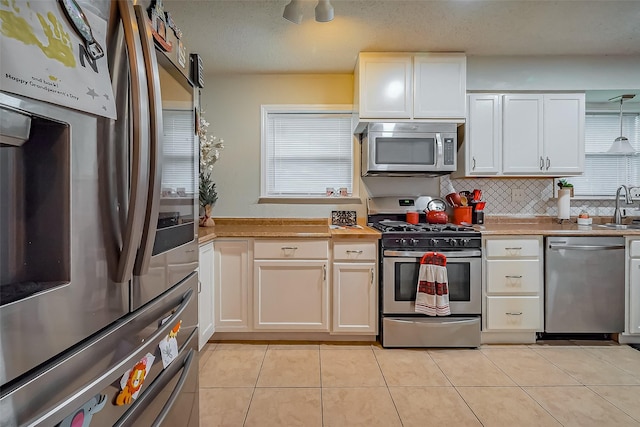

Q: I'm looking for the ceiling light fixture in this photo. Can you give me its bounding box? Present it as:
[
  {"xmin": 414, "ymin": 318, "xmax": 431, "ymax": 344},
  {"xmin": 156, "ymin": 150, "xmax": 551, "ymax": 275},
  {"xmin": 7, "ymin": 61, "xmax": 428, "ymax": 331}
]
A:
[
  {"xmin": 607, "ymin": 94, "xmax": 636, "ymax": 154},
  {"xmin": 315, "ymin": 0, "xmax": 334, "ymax": 22},
  {"xmin": 283, "ymin": 0, "xmax": 303, "ymax": 24},
  {"xmin": 283, "ymin": 0, "xmax": 334, "ymax": 24}
]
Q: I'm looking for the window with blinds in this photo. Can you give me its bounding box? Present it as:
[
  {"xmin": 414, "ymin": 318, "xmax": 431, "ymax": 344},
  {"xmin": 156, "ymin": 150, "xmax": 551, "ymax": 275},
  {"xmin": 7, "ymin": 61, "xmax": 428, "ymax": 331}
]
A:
[
  {"xmin": 162, "ymin": 109, "xmax": 196, "ymax": 194},
  {"xmin": 565, "ymin": 112, "xmax": 640, "ymax": 197},
  {"xmin": 261, "ymin": 106, "xmax": 353, "ymax": 198}
]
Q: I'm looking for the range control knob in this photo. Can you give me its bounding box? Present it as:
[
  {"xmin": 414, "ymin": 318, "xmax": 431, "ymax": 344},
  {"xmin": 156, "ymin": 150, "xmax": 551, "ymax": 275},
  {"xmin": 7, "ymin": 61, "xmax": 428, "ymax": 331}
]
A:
[
  {"xmin": 447, "ymin": 238, "xmax": 458, "ymax": 247},
  {"xmin": 399, "ymin": 239, "xmax": 407, "ymax": 246},
  {"xmin": 409, "ymin": 238, "xmax": 419, "ymax": 246},
  {"xmin": 461, "ymin": 239, "xmax": 471, "ymax": 246},
  {"xmin": 429, "ymin": 238, "xmax": 438, "ymax": 246}
]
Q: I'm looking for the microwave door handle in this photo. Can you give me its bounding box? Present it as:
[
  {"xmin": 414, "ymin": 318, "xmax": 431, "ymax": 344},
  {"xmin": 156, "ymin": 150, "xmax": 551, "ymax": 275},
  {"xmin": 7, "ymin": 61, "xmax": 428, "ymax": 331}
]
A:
[
  {"xmin": 133, "ymin": 5, "xmax": 163, "ymax": 275},
  {"xmin": 115, "ymin": 0, "xmax": 151, "ymax": 283},
  {"xmin": 435, "ymin": 133, "xmax": 443, "ymax": 168}
]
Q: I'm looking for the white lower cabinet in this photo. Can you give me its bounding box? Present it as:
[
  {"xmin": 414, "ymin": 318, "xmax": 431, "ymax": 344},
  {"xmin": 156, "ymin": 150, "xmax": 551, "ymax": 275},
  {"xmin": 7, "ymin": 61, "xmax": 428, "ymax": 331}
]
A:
[
  {"xmin": 332, "ymin": 262, "xmax": 377, "ymax": 334},
  {"xmin": 483, "ymin": 236, "xmax": 543, "ymax": 338},
  {"xmin": 214, "ymin": 240, "xmax": 250, "ymax": 331},
  {"xmin": 253, "ymin": 239, "xmax": 329, "ymax": 331},
  {"xmin": 254, "ymin": 260, "xmax": 328, "ymax": 330},
  {"xmin": 486, "ymin": 296, "xmax": 541, "ymax": 330},
  {"xmin": 198, "ymin": 242, "xmax": 215, "ymax": 350},
  {"xmin": 627, "ymin": 239, "xmax": 640, "ymax": 335},
  {"xmin": 331, "ymin": 241, "xmax": 378, "ymax": 334}
]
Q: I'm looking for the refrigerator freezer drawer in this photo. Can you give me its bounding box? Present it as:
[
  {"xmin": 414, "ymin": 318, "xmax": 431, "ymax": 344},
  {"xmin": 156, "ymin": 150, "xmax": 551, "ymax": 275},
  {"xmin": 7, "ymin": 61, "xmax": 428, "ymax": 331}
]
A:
[
  {"xmin": 382, "ymin": 316, "xmax": 480, "ymax": 348},
  {"xmin": 2, "ymin": 273, "xmax": 198, "ymax": 427}
]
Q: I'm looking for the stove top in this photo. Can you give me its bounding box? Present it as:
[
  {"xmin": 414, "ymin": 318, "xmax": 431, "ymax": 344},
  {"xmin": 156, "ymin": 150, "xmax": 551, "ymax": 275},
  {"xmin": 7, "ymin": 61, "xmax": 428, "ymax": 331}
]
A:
[{"xmin": 371, "ymin": 220, "xmax": 476, "ymax": 234}]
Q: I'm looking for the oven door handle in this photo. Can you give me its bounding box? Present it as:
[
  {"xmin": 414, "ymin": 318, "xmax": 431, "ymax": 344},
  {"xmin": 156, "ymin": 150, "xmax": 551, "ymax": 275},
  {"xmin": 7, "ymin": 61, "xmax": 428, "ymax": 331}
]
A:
[
  {"xmin": 391, "ymin": 318, "xmax": 479, "ymax": 326},
  {"xmin": 383, "ymin": 250, "xmax": 482, "ymax": 258}
]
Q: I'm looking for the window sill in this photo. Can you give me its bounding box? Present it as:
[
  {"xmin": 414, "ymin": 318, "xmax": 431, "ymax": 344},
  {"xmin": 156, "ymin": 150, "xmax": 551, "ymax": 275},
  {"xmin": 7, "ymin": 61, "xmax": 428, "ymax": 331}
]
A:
[{"xmin": 258, "ymin": 197, "xmax": 362, "ymax": 204}]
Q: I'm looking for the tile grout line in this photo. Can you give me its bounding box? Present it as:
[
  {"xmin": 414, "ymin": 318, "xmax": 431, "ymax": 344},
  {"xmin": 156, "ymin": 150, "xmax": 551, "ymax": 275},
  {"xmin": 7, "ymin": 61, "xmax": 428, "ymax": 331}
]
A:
[
  {"xmin": 430, "ymin": 350, "xmax": 495, "ymax": 426},
  {"xmin": 371, "ymin": 347, "xmax": 405, "ymax": 426},
  {"xmin": 242, "ymin": 345, "xmax": 268, "ymax": 427},
  {"xmin": 318, "ymin": 345, "xmax": 324, "ymax": 427},
  {"xmin": 585, "ymin": 384, "xmax": 640, "ymax": 424}
]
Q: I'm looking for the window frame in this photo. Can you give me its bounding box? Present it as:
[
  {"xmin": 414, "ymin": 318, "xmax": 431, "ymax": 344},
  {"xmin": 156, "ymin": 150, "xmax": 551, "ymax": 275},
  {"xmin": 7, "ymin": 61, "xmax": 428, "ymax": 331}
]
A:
[{"xmin": 259, "ymin": 104, "xmax": 359, "ymax": 204}]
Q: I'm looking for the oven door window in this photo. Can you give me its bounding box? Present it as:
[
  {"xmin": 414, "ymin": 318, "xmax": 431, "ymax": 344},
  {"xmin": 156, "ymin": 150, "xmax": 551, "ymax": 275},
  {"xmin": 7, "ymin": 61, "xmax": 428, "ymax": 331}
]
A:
[
  {"xmin": 375, "ymin": 137, "xmax": 436, "ymax": 165},
  {"xmin": 395, "ymin": 261, "xmax": 471, "ymax": 302}
]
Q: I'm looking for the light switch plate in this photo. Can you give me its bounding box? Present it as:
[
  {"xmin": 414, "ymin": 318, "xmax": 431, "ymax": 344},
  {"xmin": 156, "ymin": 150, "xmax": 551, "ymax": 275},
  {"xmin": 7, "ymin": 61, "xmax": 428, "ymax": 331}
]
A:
[{"xmin": 511, "ymin": 188, "xmax": 526, "ymax": 202}]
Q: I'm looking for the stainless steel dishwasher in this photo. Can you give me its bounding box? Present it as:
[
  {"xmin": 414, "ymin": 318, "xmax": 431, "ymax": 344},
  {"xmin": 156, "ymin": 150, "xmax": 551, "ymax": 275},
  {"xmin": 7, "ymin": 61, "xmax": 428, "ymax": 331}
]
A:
[{"xmin": 545, "ymin": 236, "xmax": 625, "ymax": 333}]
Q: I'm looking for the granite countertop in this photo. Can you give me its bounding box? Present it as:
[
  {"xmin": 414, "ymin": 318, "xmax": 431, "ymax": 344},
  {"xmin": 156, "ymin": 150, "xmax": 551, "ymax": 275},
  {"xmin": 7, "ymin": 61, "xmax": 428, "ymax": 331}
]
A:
[
  {"xmin": 479, "ymin": 217, "xmax": 640, "ymax": 237},
  {"xmin": 198, "ymin": 218, "xmax": 381, "ymax": 244}
]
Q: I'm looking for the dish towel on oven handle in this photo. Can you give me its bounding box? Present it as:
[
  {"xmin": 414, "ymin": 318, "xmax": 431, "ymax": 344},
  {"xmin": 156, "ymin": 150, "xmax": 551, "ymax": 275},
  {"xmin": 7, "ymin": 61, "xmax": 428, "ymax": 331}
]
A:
[{"xmin": 415, "ymin": 252, "xmax": 451, "ymax": 316}]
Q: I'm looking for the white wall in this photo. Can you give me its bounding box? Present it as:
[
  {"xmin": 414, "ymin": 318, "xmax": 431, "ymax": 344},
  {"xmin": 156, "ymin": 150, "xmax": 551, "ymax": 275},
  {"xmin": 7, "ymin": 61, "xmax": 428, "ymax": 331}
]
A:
[{"xmin": 204, "ymin": 55, "xmax": 640, "ymax": 218}]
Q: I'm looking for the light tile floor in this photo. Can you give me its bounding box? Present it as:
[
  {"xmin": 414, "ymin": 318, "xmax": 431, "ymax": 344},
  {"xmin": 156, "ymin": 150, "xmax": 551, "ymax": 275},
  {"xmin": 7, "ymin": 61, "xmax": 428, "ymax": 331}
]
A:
[{"xmin": 198, "ymin": 341, "xmax": 640, "ymax": 426}]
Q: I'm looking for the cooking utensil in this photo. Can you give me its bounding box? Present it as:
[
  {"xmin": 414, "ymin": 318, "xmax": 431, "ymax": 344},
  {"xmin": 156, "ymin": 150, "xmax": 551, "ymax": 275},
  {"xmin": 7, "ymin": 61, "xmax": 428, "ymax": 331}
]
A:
[
  {"xmin": 459, "ymin": 195, "xmax": 468, "ymax": 206},
  {"xmin": 445, "ymin": 193, "xmax": 461, "ymax": 207},
  {"xmin": 406, "ymin": 211, "xmax": 419, "ymax": 224},
  {"xmin": 474, "ymin": 201, "xmax": 486, "ymax": 211},
  {"xmin": 473, "ymin": 189, "xmax": 482, "ymax": 201}
]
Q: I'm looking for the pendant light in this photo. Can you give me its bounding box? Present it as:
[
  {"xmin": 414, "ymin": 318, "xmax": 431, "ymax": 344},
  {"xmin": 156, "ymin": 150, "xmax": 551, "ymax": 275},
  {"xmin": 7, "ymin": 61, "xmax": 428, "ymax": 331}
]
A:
[
  {"xmin": 607, "ymin": 94, "xmax": 636, "ymax": 154},
  {"xmin": 283, "ymin": 0, "xmax": 334, "ymax": 24}
]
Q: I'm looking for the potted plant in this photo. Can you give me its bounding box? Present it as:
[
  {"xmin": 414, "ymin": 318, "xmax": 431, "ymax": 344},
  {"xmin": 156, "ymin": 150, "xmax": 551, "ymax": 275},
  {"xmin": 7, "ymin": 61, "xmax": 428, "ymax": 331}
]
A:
[
  {"xmin": 557, "ymin": 179, "xmax": 574, "ymax": 197},
  {"xmin": 198, "ymin": 113, "xmax": 224, "ymax": 227}
]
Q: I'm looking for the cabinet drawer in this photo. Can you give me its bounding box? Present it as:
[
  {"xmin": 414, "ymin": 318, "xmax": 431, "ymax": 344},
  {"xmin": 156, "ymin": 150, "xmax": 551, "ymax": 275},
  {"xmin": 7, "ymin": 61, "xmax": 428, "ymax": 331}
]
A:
[
  {"xmin": 485, "ymin": 238, "xmax": 539, "ymax": 258},
  {"xmin": 630, "ymin": 240, "xmax": 640, "ymax": 258},
  {"xmin": 333, "ymin": 242, "xmax": 377, "ymax": 261},
  {"xmin": 254, "ymin": 240, "xmax": 328, "ymax": 259},
  {"xmin": 486, "ymin": 296, "xmax": 541, "ymax": 330},
  {"xmin": 486, "ymin": 260, "xmax": 541, "ymax": 294}
]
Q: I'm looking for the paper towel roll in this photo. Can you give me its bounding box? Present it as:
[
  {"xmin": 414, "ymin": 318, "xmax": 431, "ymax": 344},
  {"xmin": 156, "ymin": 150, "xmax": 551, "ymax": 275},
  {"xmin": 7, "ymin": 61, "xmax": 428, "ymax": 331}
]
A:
[{"xmin": 557, "ymin": 188, "xmax": 571, "ymax": 219}]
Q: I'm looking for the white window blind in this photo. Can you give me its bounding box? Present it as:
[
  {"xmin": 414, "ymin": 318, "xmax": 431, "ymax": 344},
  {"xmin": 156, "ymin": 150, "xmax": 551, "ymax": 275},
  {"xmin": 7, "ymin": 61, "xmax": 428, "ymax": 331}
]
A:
[
  {"xmin": 566, "ymin": 113, "xmax": 640, "ymax": 196},
  {"xmin": 262, "ymin": 108, "xmax": 353, "ymax": 197},
  {"xmin": 162, "ymin": 109, "xmax": 195, "ymax": 194}
]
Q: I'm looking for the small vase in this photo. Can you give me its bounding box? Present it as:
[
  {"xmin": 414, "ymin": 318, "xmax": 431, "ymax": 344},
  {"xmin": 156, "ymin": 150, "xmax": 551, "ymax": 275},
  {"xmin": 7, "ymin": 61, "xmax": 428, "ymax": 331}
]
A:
[{"xmin": 200, "ymin": 204, "xmax": 215, "ymax": 227}]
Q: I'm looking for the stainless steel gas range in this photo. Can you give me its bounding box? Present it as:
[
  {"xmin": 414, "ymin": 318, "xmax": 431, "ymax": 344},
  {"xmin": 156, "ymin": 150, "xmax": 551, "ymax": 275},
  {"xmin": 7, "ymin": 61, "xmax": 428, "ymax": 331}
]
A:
[{"xmin": 368, "ymin": 197, "xmax": 482, "ymax": 348}]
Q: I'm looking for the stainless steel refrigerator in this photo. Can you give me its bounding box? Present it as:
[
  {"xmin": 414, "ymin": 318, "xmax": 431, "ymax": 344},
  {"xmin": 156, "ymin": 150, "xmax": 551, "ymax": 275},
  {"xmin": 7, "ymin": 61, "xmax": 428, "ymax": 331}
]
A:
[{"xmin": 0, "ymin": 1, "xmax": 200, "ymax": 425}]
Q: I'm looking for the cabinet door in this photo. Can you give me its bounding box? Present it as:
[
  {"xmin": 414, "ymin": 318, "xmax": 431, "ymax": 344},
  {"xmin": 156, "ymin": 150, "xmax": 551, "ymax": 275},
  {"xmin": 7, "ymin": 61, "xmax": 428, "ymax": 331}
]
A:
[
  {"xmin": 543, "ymin": 93, "xmax": 585, "ymax": 175},
  {"xmin": 414, "ymin": 53, "xmax": 466, "ymax": 119},
  {"xmin": 467, "ymin": 94, "xmax": 502, "ymax": 175},
  {"xmin": 198, "ymin": 242, "xmax": 215, "ymax": 349},
  {"xmin": 214, "ymin": 240, "xmax": 250, "ymax": 330},
  {"xmin": 254, "ymin": 260, "xmax": 328, "ymax": 330},
  {"xmin": 358, "ymin": 53, "xmax": 412, "ymax": 119},
  {"xmin": 486, "ymin": 296, "xmax": 542, "ymax": 331},
  {"xmin": 502, "ymin": 95, "xmax": 544, "ymax": 174},
  {"xmin": 332, "ymin": 263, "xmax": 377, "ymax": 334},
  {"xmin": 630, "ymin": 259, "xmax": 640, "ymax": 335}
]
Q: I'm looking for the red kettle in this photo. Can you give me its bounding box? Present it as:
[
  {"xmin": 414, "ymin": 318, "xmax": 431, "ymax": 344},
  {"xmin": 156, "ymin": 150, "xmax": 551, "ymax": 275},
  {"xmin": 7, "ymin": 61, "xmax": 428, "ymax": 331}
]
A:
[{"xmin": 426, "ymin": 210, "xmax": 448, "ymax": 224}]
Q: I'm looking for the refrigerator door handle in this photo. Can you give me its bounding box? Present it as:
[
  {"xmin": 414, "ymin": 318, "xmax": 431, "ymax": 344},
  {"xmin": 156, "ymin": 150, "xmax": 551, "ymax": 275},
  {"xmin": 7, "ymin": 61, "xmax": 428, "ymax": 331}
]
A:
[
  {"xmin": 133, "ymin": 4, "xmax": 163, "ymax": 275},
  {"xmin": 115, "ymin": 0, "xmax": 151, "ymax": 283},
  {"xmin": 114, "ymin": 333, "xmax": 197, "ymax": 427}
]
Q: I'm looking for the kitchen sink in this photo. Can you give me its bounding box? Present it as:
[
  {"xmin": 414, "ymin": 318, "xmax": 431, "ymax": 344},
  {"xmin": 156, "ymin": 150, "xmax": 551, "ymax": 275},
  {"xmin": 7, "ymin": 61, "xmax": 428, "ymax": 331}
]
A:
[{"xmin": 597, "ymin": 223, "xmax": 640, "ymax": 230}]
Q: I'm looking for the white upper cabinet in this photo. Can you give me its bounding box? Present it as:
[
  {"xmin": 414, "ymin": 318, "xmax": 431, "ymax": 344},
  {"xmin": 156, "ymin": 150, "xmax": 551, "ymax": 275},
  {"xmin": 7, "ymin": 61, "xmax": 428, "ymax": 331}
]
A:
[
  {"xmin": 502, "ymin": 94, "xmax": 544, "ymax": 174},
  {"xmin": 414, "ymin": 53, "xmax": 467, "ymax": 119},
  {"xmin": 354, "ymin": 52, "xmax": 466, "ymax": 126},
  {"xmin": 464, "ymin": 92, "xmax": 585, "ymax": 177},
  {"xmin": 542, "ymin": 93, "xmax": 585, "ymax": 175},
  {"xmin": 357, "ymin": 53, "xmax": 412, "ymax": 119},
  {"xmin": 466, "ymin": 94, "xmax": 502, "ymax": 175}
]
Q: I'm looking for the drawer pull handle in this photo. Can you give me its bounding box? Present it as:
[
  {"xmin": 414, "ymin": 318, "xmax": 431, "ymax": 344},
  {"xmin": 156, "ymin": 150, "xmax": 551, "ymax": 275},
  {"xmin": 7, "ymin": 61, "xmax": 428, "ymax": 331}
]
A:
[
  {"xmin": 346, "ymin": 250, "xmax": 363, "ymax": 254},
  {"xmin": 281, "ymin": 246, "xmax": 298, "ymax": 250},
  {"xmin": 506, "ymin": 312, "xmax": 523, "ymax": 316},
  {"xmin": 504, "ymin": 247, "xmax": 522, "ymax": 250},
  {"xmin": 505, "ymin": 275, "xmax": 523, "ymax": 279}
]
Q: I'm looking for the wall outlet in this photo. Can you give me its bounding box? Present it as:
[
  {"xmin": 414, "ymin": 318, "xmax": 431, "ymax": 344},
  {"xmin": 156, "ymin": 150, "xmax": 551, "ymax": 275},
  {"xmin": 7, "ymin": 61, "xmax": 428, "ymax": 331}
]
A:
[
  {"xmin": 511, "ymin": 188, "xmax": 526, "ymax": 202},
  {"xmin": 629, "ymin": 187, "xmax": 640, "ymax": 201}
]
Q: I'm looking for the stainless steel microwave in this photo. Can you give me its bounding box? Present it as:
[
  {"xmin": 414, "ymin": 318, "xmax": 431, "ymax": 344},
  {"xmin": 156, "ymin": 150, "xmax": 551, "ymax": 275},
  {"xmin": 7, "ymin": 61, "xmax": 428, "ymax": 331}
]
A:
[{"xmin": 360, "ymin": 122, "xmax": 458, "ymax": 176}]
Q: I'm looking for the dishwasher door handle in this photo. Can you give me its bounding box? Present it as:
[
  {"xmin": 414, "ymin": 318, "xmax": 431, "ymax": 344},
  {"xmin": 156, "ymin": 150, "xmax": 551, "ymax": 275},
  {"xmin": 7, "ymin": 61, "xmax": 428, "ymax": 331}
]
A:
[{"xmin": 548, "ymin": 244, "xmax": 625, "ymax": 251}]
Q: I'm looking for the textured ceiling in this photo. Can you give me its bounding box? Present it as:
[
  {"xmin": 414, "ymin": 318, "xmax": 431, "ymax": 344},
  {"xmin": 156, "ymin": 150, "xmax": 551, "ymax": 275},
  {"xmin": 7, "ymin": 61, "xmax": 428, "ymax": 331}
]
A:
[{"xmin": 164, "ymin": 0, "xmax": 640, "ymax": 75}]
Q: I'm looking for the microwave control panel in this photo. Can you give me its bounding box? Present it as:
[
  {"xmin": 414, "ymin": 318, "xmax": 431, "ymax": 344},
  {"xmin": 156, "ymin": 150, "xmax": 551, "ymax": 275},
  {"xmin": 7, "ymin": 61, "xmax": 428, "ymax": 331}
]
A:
[{"xmin": 443, "ymin": 138, "xmax": 455, "ymax": 165}]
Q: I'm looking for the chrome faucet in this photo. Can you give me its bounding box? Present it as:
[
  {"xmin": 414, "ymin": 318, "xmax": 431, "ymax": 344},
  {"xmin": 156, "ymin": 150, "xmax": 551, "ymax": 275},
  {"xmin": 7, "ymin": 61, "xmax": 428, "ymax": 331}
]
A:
[{"xmin": 613, "ymin": 185, "xmax": 633, "ymax": 224}]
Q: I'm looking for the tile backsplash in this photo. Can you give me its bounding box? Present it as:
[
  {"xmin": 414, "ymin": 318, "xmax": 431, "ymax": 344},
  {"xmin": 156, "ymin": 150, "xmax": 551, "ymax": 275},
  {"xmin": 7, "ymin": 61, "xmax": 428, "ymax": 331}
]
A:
[{"xmin": 439, "ymin": 176, "xmax": 633, "ymax": 219}]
